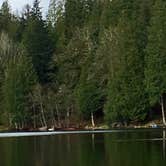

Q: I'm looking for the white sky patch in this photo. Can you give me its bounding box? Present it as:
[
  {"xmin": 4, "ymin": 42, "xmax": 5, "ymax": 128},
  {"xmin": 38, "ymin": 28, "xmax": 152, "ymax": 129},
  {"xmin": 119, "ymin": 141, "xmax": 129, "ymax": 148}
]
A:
[{"xmin": 0, "ymin": 0, "xmax": 49, "ymax": 17}]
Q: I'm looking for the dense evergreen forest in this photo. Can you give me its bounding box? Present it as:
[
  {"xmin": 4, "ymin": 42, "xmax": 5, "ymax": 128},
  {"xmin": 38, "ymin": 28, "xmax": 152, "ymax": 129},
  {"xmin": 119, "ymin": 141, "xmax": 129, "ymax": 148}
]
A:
[{"xmin": 0, "ymin": 0, "xmax": 166, "ymax": 130}]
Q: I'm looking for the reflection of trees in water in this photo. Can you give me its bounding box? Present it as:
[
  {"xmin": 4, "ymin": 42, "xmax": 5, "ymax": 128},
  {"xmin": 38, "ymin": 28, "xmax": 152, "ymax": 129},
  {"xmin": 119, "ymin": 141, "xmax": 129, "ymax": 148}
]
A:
[
  {"xmin": 92, "ymin": 134, "xmax": 95, "ymax": 151},
  {"xmin": 104, "ymin": 131, "xmax": 166, "ymax": 166},
  {"xmin": 67, "ymin": 134, "xmax": 71, "ymax": 153},
  {"xmin": 163, "ymin": 130, "xmax": 166, "ymax": 160},
  {"xmin": 1, "ymin": 131, "xmax": 166, "ymax": 166}
]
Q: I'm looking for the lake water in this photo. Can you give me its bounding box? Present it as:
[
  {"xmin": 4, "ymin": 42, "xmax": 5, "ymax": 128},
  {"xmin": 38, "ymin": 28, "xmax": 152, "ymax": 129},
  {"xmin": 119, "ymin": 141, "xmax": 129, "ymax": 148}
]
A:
[{"xmin": 0, "ymin": 129, "xmax": 165, "ymax": 166}]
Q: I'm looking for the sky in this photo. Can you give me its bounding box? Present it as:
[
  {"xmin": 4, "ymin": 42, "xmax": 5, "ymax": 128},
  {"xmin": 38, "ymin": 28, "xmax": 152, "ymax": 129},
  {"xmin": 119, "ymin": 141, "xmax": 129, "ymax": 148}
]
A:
[{"xmin": 0, "ymin": 0, "xmax": 49, "ymax": 16}]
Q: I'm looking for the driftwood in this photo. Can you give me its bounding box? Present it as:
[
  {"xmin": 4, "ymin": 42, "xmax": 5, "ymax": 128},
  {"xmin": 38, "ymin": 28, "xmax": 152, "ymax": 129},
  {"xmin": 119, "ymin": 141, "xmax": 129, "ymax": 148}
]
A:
[{"xmin": 38, "ymin": 126, "xmax": 47, "ymax": 131}]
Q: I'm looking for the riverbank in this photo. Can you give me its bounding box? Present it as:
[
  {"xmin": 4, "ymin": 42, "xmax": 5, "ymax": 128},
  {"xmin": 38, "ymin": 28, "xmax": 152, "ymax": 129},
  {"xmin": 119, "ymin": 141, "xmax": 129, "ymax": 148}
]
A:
[
  {"xmin": 0, "ymin": 118, "xmax": 165, "ymax": 132},
  {"xmin": 85, "ymin": 118, "xmax": 165, "ymax": 130}
]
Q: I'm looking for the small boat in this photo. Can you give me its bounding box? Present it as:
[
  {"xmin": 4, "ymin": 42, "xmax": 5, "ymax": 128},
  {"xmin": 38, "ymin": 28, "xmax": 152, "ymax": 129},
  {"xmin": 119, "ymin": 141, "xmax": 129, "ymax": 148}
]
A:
[
  {"xmin": 150, "ymin": 123, "xmax": 158, "ymax": 128},
  {"xmin": 48, "ymin": 127, "xmax": 55, "ymax": 132}
]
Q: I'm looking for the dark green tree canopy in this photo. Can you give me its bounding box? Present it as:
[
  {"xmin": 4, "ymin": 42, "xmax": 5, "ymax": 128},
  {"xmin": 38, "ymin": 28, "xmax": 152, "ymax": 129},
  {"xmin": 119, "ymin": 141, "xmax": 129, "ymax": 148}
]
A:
[{"xmin": 1, "ymin": 0, "xmax": 166, "ymax": 128}]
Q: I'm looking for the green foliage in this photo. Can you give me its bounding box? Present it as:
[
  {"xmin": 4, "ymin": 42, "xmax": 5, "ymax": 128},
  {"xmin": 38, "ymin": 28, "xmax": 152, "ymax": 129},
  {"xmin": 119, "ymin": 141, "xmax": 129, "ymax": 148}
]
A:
[
  {"xmin": 0, "ymin": 1, "xmax": 21, "ymax": 41},
  {"xmin": 0, "ymin": 0, "xmax": 11, "ymax": 32},
  {"xmin": 0, "ymin": 33, "xmax": 36, "ymax": 127},
  {"xmin": 105, "ymin": 1, "xmax": 152, "ymax": 123},
  {"xmin": 76, "ymin": 81, "xmax": 102, "ymax": 118},
  {"xmin": 22, "ymin": 0, "xmax": 53, "ymax": 84},
  {"xmin": 145, "ymin": 0, "xmax": 166, "ymax": 106},
  {"xmin": 64, "ymin": 0, "xmax": 94, "ymax": 40},
  {"xmin": 74, "ymin": 27, "xmax": 104, "ymax": 120},
  {"xmin": 1, "ymin": 0, "xmax": 166, "ymax": 128}
]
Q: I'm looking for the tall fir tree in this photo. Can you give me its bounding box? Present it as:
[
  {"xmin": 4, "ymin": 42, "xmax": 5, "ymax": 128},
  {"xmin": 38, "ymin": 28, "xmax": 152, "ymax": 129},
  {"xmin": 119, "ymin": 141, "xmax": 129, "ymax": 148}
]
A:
[
  {"xmin": 105, "ymin": 0, "xmax": 152, "ymax": 123},
  {"xmin": 22, "ymin": 0, "xmax": 53, "ymax": 84},
  {"xmin": 0, "ymin": 0, "xmax": 11, "ymax": 32},
  {"xmin": 145, "ymin": 0, "xmax": 166, "ymax": 125},
  {"xmin": 0, "ymin": 33, "xmax": 36, "ymax": 128}
]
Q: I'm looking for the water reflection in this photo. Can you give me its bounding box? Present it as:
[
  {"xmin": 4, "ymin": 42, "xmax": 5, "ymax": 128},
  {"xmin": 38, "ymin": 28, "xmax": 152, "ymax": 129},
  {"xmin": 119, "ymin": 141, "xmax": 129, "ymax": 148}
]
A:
[
  {"xmin": 92, "ymin": 134, "xmax": 95, "ymax": 151},
  {"xmin": 0, "ymin": 129, "xmax": 165, "ymax": 166},
  {"xmin": 163, "ymin": 130, "xmax": 166, "ymax": 159}
]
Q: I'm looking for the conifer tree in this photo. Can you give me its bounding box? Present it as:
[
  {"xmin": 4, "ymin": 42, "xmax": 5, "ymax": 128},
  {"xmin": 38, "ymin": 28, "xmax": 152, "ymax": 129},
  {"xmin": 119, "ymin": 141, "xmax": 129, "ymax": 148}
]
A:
[
  {"xmin": 22, "ymin": 0, "xmax": 53, "ymax": 84},
  {"xmin": 145, "ymin": 0, "xmax": 166, "ymax": 126},
  {"xmin": 0, "ymin": 0, "xmax": 11, "ymax": 32},
  {"xmin": 0, "ymin": 33, "xmax": 36, "ymax": 128},
  {"xmin": 105, "ymin": 1, "xmax": 151, "ymax": 123}
]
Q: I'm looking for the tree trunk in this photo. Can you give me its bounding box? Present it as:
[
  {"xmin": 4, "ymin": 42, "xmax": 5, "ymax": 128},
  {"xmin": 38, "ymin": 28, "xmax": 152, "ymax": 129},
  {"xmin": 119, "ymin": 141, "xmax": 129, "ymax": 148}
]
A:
[
  {"xmin": 91, "ymin": 112, "xmax": 95, "ymax": 128},
  {"xmin": 161, "ymin": 95, "xmax": 166, "ymax": 126},
  {"xmin": 32, "ymin": 102, "xmax": 36, "ymax": 129},
  {"xmin": 15, "ymin": 122, "xmax": 18, "ymax": 130},
  {"xmin": 51, "ymin": 108, "xmax": 56, "ymax": 127},
  {"xmin": 66, "ymin": 109, "xmax": 70, "ymax": 128},
  {"xmin": 56, "ymin": 104, "xmax": 61, "ymax": 127},
  {"xmin": 9, "ymin": 114, "xmax": 12, "ymax": 127},
  {"xmin": 39, "ymin": 92, "xmax": 47, "ymax": 127},
  {"xmin": 40, "ymin": 115, "xmax": 44, "ymax": 127},
  {"xmin": 40, "ymin": 101, "xmax": 47, "ymax": 127},
  {"xmin": 21, "ymin": 120, "xmax": 24, "ymax": 129}
]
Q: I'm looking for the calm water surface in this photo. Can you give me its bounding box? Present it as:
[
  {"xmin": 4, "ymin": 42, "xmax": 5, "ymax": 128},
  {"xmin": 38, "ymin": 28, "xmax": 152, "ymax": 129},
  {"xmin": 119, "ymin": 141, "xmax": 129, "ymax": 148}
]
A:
[{"xmin": 0, "ymin": 129, "xmax": 166, "ymax": 166}]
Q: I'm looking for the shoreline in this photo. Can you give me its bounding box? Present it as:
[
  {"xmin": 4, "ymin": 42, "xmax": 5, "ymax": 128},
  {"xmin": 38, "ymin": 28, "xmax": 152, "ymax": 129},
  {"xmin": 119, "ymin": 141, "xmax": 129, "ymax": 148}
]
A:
[
  {"xmin": 0, "ymin": 118, "xmax": 165, "ymax": 132},
  {"xmin": 0, "ymin": 125, "xmax": 165, "ymax": 133},
  {"xmin": 0, "ymin": 128, "xmax": 166, "ymax": 138}
]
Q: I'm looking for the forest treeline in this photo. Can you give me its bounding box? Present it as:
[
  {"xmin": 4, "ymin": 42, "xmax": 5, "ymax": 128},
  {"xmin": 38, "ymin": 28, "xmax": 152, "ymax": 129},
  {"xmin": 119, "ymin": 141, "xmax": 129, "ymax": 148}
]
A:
[{"xmin": 0, "ymin": 0, "xmax": 166, "ymax": 129}]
